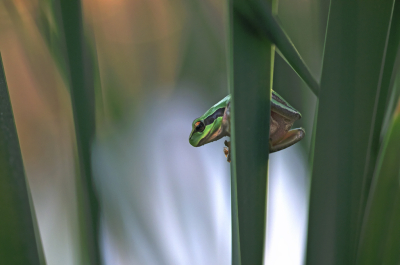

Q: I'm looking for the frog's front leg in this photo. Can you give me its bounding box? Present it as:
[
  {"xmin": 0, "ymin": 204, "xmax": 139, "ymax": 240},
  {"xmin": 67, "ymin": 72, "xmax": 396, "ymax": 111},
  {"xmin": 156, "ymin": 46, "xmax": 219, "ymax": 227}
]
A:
[
  {"xmin": 269, "ymin": 128, "xmax": 305, "ymax": 153},
  {"xmin": 224, "ymin": 140, "xmax": 231, "ymax": 162}
]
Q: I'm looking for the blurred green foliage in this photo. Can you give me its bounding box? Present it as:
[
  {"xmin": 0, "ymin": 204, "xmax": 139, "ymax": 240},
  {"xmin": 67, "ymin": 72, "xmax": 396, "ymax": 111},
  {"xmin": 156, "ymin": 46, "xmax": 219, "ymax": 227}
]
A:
[
  {"xmin": 0, "ymin": 54, "xmax": 45, "ymax": 265},
  {"xmin": 306, "ymin": 1, "xmax": 398, "ymax": 265},
  {"xmin": 357, "ymin": 104, "xmax": 400, "ymax": 265}
]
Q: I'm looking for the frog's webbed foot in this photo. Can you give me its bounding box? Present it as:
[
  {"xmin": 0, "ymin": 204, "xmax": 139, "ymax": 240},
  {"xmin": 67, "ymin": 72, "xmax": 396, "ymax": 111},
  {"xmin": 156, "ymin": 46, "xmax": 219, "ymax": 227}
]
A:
[
  {"xmin": 270, "ymin": 128, "xmax": 305, "ymax": 153},
  {"xmin": 224, "ymin": 140, "xmax": 231, "ymax": 163}
]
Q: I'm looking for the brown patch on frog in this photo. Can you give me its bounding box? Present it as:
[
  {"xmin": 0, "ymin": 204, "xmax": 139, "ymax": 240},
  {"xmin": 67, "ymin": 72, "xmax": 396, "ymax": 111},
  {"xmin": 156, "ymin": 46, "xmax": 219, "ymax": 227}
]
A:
[
  {"xmin": 223, "ymin": 109, "xmax": 298, "ymax": 163},
  {"xmin": 269, "ymin": 111, "xmax": 294, "ymax": 145}
]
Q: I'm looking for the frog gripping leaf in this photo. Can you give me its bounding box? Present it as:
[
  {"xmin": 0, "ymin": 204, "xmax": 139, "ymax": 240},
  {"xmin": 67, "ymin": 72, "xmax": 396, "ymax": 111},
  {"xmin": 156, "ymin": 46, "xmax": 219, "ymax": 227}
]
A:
[{"xmin": 189, "ymin": 91, "xmax": 305, "ymax": 162}]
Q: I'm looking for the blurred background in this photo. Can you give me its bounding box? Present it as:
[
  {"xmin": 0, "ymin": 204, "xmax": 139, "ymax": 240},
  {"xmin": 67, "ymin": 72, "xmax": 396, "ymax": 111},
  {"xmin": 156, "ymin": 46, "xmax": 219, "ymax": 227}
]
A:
[{"xmin": 0, "ymin": 0, "xmax": 328, "ymax": 264}]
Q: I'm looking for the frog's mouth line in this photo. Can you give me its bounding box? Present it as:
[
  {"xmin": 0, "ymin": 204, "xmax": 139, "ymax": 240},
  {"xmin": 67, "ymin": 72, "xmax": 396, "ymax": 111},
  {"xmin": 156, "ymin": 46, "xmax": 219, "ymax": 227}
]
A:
[
  {"xmin": 197, "ymin": 127, "xmax": 213, "ymax": 147},
  {"xmin": 198, "ymin": 122, "xmax": 224, "ymax": 147}
]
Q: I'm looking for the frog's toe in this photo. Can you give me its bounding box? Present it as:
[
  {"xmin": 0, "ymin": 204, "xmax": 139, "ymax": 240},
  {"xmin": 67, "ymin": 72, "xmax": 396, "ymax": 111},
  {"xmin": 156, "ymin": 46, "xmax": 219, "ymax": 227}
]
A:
[
  {"xmin": 224, "ymin": 147, "xmax": 229, "ymax": 156},
  {"xmin": 224, "ymin": 140, "xmax": 230, "ymax": 148},
  {"xmin": 223, "ymin": 140, "xmax": 231, "ymax": 162}
]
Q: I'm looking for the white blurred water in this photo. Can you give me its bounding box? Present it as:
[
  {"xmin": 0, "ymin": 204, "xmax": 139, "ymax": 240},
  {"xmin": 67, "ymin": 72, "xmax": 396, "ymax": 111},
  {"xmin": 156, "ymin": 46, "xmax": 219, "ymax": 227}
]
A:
[
  {"xmin": 266, "ymin": 147, "xmax": 309, "ymax": 265},
  {"xmin": 93, "ymin": 91, "xmax": 231, "ymax": 265}
]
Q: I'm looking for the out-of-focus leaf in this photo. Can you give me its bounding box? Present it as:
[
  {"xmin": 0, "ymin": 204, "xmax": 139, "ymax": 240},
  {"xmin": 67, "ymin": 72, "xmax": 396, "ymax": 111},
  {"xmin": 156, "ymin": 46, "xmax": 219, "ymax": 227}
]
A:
[
  {"xmin": 36, "ymin": 0, "xmax": 69, "ymax": 81},
  {"xmin": 228, "ymin": 0, "xmax": 273, "ymax": 264},
  {"xmin": 382, "ymin": 70, "xmax": 400, "ymax": 139},
  {"xmin": 357, "ymin": 108, "xmax": 400, "ymax": 265},
  {"xmin": 306, "ymin": 1, "xmax": 395, "ymax": 264},
  {"xmin": 58, "ymin": 0, "xmax": 102, "ymax": 264},
  {"xmin": 233, "ymin": 0, "xmax": 320, "ymax": 97},
  {"xmin": 359, "ymin": 0, "xmax": 400, "ymax": 228},
  {"xmin": 0, "ymin": 53, "xmax": 46, "ymax": 265}
]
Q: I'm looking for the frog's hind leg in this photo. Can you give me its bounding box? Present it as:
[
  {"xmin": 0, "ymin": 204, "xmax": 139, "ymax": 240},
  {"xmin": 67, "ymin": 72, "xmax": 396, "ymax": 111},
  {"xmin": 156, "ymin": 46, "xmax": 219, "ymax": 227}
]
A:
[{"xmin": 269, "ymin": 128, "xmax": 305, "ymax": 153}]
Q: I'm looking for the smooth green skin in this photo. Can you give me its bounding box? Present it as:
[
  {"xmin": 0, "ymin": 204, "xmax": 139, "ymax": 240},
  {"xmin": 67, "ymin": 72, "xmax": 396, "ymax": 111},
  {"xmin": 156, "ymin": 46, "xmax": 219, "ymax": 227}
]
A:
[
  {"xmin": 189, "ymin": 90, "xmax": 305, "ymax": 153},
  {"xmin": 189, "ymin": 95, "xmax": 231, "ymax": 147}
]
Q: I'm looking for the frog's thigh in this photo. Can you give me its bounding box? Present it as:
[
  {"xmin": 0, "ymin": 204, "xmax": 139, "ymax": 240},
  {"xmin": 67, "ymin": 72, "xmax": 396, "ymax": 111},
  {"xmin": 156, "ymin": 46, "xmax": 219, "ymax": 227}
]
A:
[{"xmin": 270, "ymin": 128, "xmax": 305, "ymax": 153}]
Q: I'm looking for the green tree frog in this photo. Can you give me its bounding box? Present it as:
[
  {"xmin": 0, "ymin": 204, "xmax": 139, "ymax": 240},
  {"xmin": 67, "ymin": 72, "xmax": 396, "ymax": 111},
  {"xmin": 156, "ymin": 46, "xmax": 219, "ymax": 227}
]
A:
[{"xmin": 189, "ymin": 90, "xmax": 305, "ymax": 162}]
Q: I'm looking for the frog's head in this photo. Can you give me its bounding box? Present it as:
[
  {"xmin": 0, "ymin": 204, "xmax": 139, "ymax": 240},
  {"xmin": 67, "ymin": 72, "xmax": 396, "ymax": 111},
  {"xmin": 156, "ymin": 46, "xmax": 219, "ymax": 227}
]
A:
[{"xmin": 189, "ymin": 95, "xmax": 231, "ymax": 147}]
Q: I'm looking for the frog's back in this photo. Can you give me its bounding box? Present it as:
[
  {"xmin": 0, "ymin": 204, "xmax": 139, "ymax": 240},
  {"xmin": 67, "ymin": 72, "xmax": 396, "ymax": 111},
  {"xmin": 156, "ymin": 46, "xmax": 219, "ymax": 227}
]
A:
[{"xmin": 271, "ymin": 90, "xmax": 302, "ymax": 121}]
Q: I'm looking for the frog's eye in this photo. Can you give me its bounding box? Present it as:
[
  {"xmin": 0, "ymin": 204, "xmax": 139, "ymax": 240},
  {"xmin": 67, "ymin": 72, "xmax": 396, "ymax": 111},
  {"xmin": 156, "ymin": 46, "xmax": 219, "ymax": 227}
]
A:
[{"xmin": 195, "ymin": 121, "xmax": 205, "ymax": 132}]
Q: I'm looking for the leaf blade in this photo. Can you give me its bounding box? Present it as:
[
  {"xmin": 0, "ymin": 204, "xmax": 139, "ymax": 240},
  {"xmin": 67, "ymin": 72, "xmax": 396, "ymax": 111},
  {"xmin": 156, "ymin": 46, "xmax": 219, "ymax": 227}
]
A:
[
  {"xmin": 234, "ymin": 0, "xmax": 320, "ymax": 97},
  {"xmin": 58, "ymin": 0, "xmax": 102, "ymax": 263},
  {"xmin": 229, "ymin": 0, "xmax": 273, "ymax": 264},
  {"xmin": 357, "ymin": 110, "xmax": 400, "ymax": 265},
  {"xmin": 0, "ymin": 53, "xmax": 46, "ymax": 265},
  {"xmin": 306, "ymin": 1, "xmax": 395, "ymax": 264}
]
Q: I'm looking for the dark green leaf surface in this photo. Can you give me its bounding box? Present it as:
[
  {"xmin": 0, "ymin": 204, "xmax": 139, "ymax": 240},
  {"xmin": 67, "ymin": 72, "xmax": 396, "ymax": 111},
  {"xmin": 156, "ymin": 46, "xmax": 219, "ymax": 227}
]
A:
[
  {"xmin": 306, "ymin": 1, "xmax": 395, "ymax": 265},
  {"xmin": 0, "ymin": 54, "xmax": 45, "ymax": 265},
  {"xmin": 233, "ymin": 0, "xmax": 320, "ymax": 97},
  {"xmin": 59, "ymin": 0, "xmax": 102, "ymax": 264},
  {"xmin": 358, "ymin": 0, "xmax": 400, "ymax": 230},
  {"xmin": 357, "ymin": 112, "xmax": 400, "ymax": 265},
  {"xmin": 228, "ymin": 1, "xmax": 273, "ymax": 264}
]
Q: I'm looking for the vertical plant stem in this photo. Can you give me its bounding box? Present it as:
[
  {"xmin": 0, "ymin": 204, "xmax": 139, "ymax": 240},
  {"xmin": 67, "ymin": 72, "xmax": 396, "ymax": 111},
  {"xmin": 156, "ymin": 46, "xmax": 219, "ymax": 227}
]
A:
[
  {"xmin": 359, "ymin": 0, "xmax": 400, "ymax": 230},
  {"xmin": 58, "ymin": 1, "xmax": 102, "ymax": 264},
  {"xmin": 228, "ymin": 0, "xmax": 274, "ymax": 264},
  {"xmin": 356, "ymin": 108, "xmax": 400, "ymax": 265},
  {"xmin": 0, "ymin": 53, "xmax": 46, "ymax": 265},
  {"xmin": 306, "ymin": 1, "xmax": 394, "ymax": 264}
]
